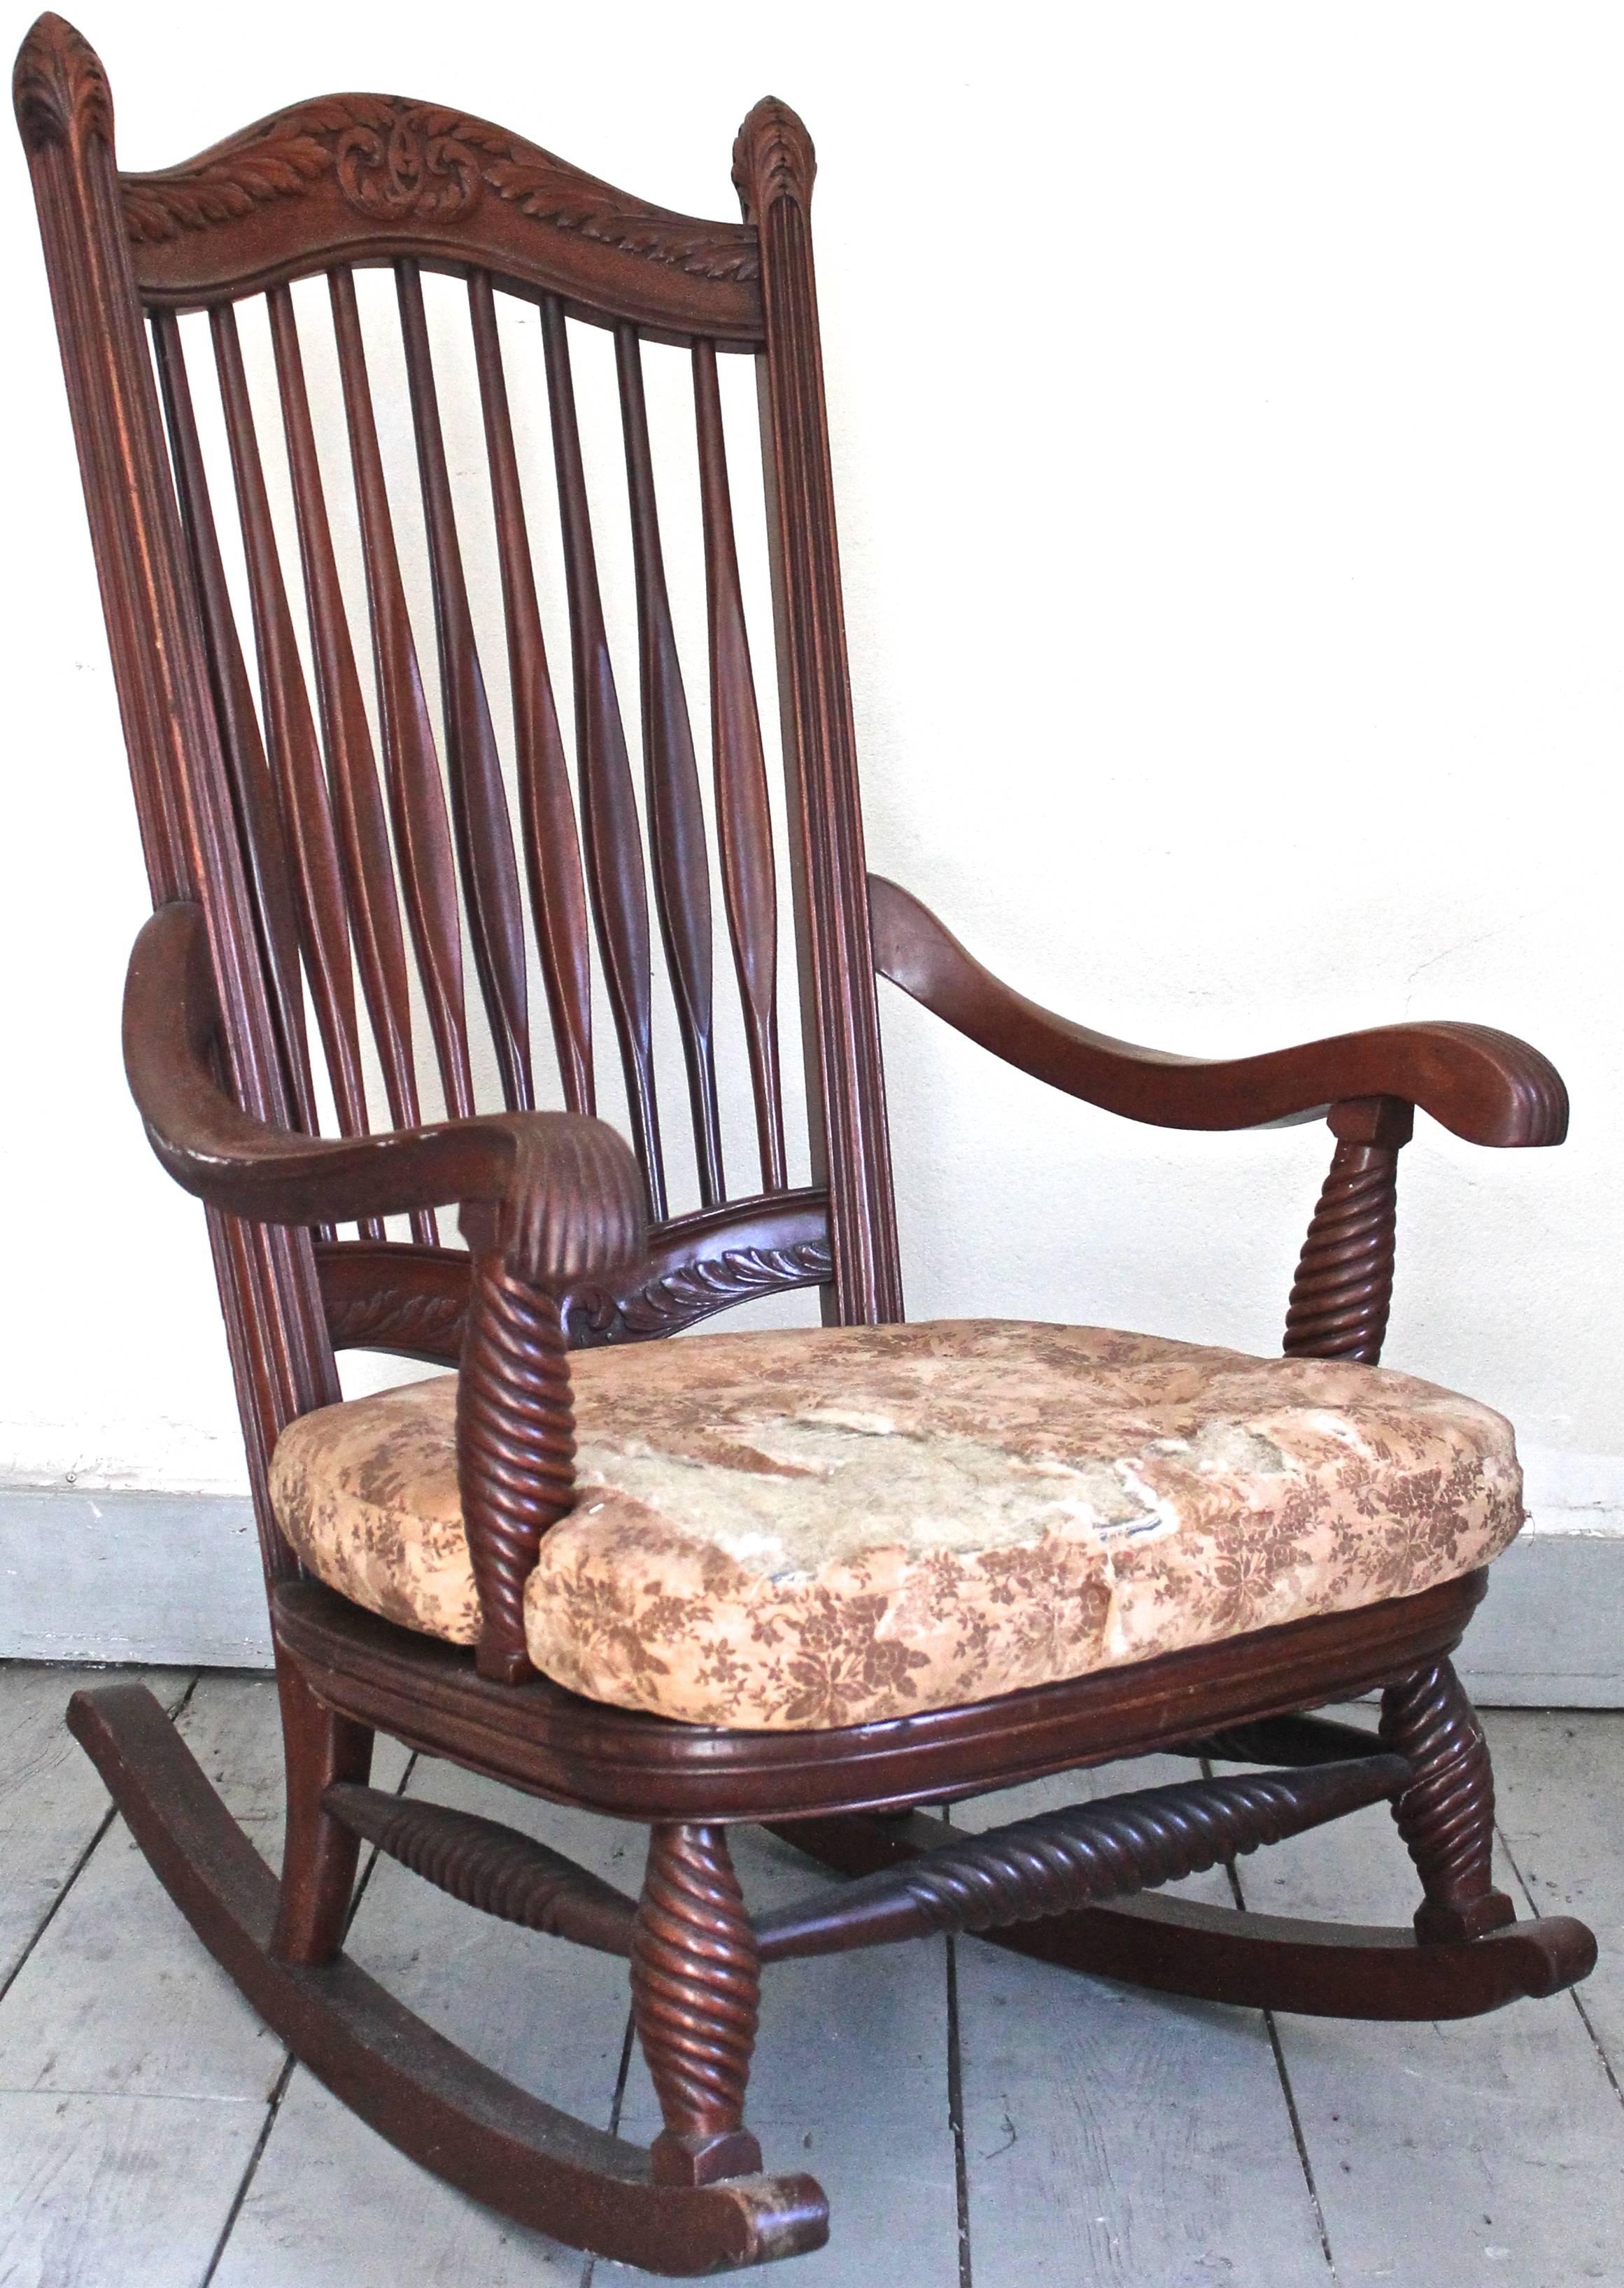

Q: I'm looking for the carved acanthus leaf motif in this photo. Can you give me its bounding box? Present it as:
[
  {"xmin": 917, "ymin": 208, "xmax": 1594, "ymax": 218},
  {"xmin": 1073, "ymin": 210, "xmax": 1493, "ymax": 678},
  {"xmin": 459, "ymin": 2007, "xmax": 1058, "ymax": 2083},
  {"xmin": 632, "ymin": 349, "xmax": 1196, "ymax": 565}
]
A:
[
  {"xmin": 124, "ymin": 97, "xmax": 456, "ymax": 241},
  {"xmin": 730, "ymin": 97, "xmax": 815, "ymax": 220},
  {"xmin": 121, "ymin": 93, "xmax": 760, "ymax": 282},
  {"xmin": 444, "ymin": 113, "xmax": 760, "ymax": 281},
  {"xmin": 13, "ymin": 12, "xmax": 115, "ymax": 156},
  {"xmin": 323, "ymin": 1284, "xmax": 467, "ymax": 1359},
  {"xmin": 565, "ymin": 1237, "xmax": 832, "ymax": 1347},
  {"xmin": 122, "ymin": 134, "xmax": 333, "ymax": 240},
  {"xmin": 334, "ymin": 108, "xmax": 479, "ymax": 221}
]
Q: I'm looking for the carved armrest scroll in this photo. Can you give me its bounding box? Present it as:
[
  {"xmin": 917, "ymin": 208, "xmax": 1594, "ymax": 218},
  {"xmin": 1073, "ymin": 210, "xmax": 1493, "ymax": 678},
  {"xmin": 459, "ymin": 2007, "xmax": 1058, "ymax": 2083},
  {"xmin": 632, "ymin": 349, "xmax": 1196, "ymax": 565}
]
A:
[
  {"xmin": 124, "ymin": 903, "xmax": 647, "ymax": 1241},
  {"xmin": 124, "ymin": 900, "xmax": 648, "ymax": 1680},
  {"xmin": 869, "ymin": 875, "xmax": 1567, "ymax": 1148}
]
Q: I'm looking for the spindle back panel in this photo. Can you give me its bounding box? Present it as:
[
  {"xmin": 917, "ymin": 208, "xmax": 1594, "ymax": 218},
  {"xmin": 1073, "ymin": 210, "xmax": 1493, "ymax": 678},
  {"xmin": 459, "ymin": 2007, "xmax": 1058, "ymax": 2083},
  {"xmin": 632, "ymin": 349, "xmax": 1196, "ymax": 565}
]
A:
[{"xmin": 122, "ymin": 90, "xmax": 838, "ymax": 1349}]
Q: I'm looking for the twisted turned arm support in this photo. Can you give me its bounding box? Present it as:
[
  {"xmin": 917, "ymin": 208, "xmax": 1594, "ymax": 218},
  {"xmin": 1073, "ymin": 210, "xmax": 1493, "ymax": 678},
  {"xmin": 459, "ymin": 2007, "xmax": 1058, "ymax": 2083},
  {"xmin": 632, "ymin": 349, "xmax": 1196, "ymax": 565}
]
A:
[
  {"xmin": 1283, "ymin": 1093, "xmax": 1413, "ymax": 1363},
  {"xmin": 870, "ymin": 877, "xmax": 1556, "ymax": 1943},
  {"xmin": 123, "ymin": 901, "xmax": 647, "ymax": 1680},
  {"xmin": 868, "ymin": 877, "xmax": 1553, "ymax": 1942}
]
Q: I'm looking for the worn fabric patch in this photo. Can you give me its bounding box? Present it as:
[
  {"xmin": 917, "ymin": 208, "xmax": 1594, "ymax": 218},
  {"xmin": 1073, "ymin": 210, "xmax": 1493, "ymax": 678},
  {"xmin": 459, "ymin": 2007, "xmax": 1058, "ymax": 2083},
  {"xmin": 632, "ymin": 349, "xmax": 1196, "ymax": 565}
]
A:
[{"xmin": 267, "ymin": 1320, "xmax": 1523, "ymax": 1730}]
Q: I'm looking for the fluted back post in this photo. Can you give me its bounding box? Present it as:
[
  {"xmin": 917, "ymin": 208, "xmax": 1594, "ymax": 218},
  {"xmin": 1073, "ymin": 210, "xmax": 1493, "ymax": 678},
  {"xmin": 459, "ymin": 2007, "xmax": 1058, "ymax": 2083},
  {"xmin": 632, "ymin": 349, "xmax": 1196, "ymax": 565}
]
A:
[
  {"xmin": 14, "ymin": 14, "xmax": 337, "ymax": 1584},
  {"xmin": 733, "ymin": 99, "xmax": 903, "ymax": 1326}
]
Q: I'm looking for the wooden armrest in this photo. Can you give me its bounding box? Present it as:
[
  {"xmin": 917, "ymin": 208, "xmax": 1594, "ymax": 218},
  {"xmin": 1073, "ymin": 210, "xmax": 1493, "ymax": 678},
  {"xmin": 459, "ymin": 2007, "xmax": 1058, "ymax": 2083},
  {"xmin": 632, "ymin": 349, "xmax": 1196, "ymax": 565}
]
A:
[
  {"xmin": 127, "ymin": 901, "xmax": 645, "ymax": 1687},
  {"xmin": 868, "ymin": 875, "xmax": 1567, "ymax": 1148},
  {"xmin": 123, "ymin": 902, "xmax": 645, "ymax": 1282}
]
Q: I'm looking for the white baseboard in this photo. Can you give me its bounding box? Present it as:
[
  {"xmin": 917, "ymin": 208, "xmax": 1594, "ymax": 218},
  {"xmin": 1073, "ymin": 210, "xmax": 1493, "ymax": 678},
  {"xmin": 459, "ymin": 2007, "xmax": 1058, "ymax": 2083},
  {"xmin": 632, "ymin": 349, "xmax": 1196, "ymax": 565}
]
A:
[
  {"xmin": 1, "ymin": 1487, "xmax": 1619, "ymax": 1705},
  {"xmin": 1, "ymin": 1489, "xmax": 271, "ymax": 1667},
  {"xmin": 1447, "ymin": 1533, "xmax": 1624, "ymax": 1707}
]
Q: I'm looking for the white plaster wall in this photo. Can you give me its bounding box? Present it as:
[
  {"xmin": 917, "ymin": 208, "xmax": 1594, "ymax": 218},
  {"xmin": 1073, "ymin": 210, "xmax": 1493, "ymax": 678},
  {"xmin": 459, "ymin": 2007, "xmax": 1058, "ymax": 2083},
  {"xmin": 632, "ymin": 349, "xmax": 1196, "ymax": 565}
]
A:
[{"xmin": 2, "ymin": 1, "xmax": 1621, "ymax": 1533}]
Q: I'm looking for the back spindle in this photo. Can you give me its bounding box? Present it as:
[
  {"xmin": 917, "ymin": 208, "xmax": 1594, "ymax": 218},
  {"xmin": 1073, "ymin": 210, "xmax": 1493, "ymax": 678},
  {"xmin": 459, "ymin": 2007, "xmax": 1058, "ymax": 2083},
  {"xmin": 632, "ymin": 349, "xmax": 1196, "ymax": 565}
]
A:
[
  {"xmin": 541, "ymin": 294, "xmax": 666, "ymax": 1219},
  {"xmin": 330, "ymin": 264, "xmax": 475, "ymax": 1129},
  {"xmin": 137, "ymin": 122, "xmax": 853, "ymax": 1261},
  {"xmin": 150, "ymin": 309, "xmax": 320, "ymax": 1165},
  {"xmin": 467, "ymin": 272, "xmax": 595, "ymax": 1122},
  {"xmin": 267, "ymin": 288, "xmax": 438, "ymax": 1243},
  {"xmin": 693, "ymin": 338, "xmax": 786, "ymax": 1194},
  {"xmin": 1283, "ymin": 1095, "xmax": 1414, "ymax": 1364},
  {"xmin": 616, "ymin": 323, "xmax": 724, "ymax": 1208},
  {"xmin": 397, "ymin": 258, "xmax": 534, "ymax": 1115},
  {"xmin": 211, "ymin": 299, "xmax": 380, "ymax": 1229}
]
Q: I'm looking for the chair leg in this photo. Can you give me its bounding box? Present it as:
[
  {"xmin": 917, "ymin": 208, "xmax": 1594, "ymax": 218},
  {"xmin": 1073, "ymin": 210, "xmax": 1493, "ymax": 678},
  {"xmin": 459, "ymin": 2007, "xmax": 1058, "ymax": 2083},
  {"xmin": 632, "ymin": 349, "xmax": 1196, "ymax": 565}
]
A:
[
  {"xmin": 67, "ymin": 1685, "xmax": 828, "ymax": 2271},
  {"xmin": 270, "ymin": 1655, "xmax": 374, "ymax": 1965},
  {"xmin": 1378, "ymin": 1657, "xmax": 1517, "ymax": 1944},
  {"xmin": 631, "ymin": 1824, "xmax": 764, "ymax": 2189}
]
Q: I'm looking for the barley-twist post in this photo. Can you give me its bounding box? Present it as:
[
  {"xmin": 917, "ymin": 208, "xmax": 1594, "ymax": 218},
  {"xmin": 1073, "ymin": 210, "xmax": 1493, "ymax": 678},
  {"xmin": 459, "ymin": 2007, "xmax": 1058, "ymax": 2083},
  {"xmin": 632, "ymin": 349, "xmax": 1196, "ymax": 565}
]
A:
[
  {"xmin": 457, "ymin": 1249, "xmax": 575, "ymax": 1683},
  {"xmin": 1380, "ymin": 1658, "xmax": 1516, "ymax": 1943},
  {"xmin": 1283, "ymin": 1095, "xmax": 1413, "ymax": 1364},
  {"xmin": 631, "ymin": 1823, "xmax": 763, "ymax": 2187}
]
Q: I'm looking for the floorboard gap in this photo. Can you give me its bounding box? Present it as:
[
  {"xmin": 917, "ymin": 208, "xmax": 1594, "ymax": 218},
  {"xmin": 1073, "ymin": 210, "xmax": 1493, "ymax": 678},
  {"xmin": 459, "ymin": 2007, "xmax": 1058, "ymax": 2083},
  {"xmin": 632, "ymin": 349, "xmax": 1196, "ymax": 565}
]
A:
[
  {"xmin": 199, "ymin": 2050, "xmax": 297, "ymax": 2287},
  {"xmin": 341, "ymin": 1747, "xmax": 420, "ymax": 1940},
  {"xmin": 1258, "ymin": 2001, "xmax": 1342, "ymax": 2286},
  {"xmin": 1496, "ymin": 1819, "xmax": 1624, "ymax": 2115},
  {"xmin": 945, "ymin": 1935, "xmax": 973, "ymax": 2288},
  {"xmin": 579, "ymin": 2012, "xmax": 637, "ymax": 2288},
  {"xmin": 199, "ymin": 1743, "xmax": 421, "ymax": 2282},
  {"xmin": 1209, "ymin": 1758, "xmax": 1342, "ymax": 2285},
  {"xmin": 937, "ymin": 1801, "xmax": 973, "ymax": 2288}
]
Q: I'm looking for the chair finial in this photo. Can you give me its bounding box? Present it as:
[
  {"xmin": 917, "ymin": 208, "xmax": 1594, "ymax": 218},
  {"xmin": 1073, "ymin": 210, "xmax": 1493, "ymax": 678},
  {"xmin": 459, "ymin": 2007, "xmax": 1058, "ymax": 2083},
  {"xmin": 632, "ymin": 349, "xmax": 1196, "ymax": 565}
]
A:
[
  {"xmin": 13, "ymin": 13, "xmax": 113, "ymax": 155},
  {"xmin": 731, "ymin": 96, "xmax": 814, "ymax": 221}
]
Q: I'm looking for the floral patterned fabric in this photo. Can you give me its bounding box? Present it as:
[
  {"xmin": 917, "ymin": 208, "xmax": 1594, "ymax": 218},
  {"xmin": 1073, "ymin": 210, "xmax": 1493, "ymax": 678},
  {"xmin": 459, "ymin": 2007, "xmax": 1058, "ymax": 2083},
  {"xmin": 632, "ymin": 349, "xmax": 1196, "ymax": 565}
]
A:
[{"xmin": 267, "ymin": 1320, "xmax": 1523, "ymax": 1731}]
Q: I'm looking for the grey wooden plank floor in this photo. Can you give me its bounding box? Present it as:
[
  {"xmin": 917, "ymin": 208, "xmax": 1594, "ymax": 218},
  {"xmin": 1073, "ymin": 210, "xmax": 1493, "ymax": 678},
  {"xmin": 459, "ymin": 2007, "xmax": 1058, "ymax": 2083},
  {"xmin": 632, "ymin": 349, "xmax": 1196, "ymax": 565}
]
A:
[{"xmin": 1, "ymin": 1666, "xmax": 1621, "ymax": 2288}]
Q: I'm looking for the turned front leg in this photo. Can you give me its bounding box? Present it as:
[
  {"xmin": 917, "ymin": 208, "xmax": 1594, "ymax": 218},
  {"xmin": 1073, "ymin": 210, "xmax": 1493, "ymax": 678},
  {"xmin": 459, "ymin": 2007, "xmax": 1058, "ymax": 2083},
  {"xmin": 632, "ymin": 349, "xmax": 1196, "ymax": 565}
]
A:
[
  {"xmin": 271, "ymin": 1656, "xmax": 374, "ymax": 1965},
  {"xmin": 631, "ymin": 1825, "xmax": 763, "ymax": 2187},
  {"xmin": 1380, "ymin": 1658, "xmax": 1516, "ymax": 1943}
]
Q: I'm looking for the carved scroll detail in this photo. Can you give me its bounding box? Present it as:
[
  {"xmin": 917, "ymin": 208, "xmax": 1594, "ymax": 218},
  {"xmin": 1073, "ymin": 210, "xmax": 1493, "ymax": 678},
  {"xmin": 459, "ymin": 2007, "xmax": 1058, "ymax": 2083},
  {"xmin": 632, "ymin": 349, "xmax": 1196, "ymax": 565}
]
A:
[
  {"xmin": 319, "ymin": 1208, "xmax": 827, "ymax": 1362},
  {"xmin": 13, "ymin": 13, "xmax": 114, "ymax": 155},
  {"xmin": 323, "ymin": 1281, "xmax": 467, "ymax": 1358},
  {"xmin": 121, "ymin": 93, "xmax": 760, "ymax": 281},
  {"xmin": 335, "ymin": 108, "xmax": 479, "ymax": 220},
  {"xmin": 565, "ymin": 1235, "xmax": 832, "ymax": 1346}
]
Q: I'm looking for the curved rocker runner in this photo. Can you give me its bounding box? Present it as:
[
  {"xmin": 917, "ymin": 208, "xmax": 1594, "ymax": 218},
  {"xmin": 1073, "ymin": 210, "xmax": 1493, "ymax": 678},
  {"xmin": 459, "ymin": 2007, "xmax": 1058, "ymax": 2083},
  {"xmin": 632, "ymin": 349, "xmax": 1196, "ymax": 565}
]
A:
[{"xmin": 15, "ymin": 11, "xmax": 1597, "ymax": 2273}]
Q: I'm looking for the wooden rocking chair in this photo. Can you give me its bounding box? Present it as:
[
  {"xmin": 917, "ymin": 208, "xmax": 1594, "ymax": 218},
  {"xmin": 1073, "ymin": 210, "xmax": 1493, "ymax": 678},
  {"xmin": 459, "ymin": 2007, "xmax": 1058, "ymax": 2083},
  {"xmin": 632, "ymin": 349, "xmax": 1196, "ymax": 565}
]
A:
[{"xmin": 16, "ymin": 14, "xmax": 1597, "ymax": 2273}]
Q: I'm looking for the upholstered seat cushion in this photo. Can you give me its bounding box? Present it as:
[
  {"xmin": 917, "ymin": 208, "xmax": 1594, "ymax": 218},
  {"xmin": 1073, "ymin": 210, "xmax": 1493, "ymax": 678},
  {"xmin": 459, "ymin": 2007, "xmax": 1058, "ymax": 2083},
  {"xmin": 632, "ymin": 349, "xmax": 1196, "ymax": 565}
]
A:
[{"xmin": 268, "ymin": 1320, "xmax": 1522, "ymax": 1730}]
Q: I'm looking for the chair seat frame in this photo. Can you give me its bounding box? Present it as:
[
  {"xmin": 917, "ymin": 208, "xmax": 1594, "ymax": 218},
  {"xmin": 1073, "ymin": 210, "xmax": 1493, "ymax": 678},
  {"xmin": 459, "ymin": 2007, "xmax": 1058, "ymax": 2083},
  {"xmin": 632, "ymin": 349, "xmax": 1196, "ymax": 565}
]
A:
[{"xmin": 17, "ymin": 15, "xmax": 1595, "ymax": 2273}]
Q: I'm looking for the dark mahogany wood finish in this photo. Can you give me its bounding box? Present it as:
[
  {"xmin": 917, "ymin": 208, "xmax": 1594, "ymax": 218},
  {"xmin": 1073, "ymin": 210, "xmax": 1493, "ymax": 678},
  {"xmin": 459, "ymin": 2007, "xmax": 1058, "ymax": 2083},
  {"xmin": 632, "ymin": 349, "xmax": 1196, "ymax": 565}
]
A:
[{"xmin": 17, "ymin": 13, "xmax": 1591, "ymax": 2271}]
